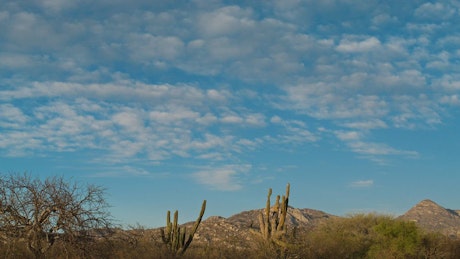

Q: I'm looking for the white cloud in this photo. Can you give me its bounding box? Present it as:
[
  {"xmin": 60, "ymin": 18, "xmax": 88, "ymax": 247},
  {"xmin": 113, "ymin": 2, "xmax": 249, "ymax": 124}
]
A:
[
  {"xmin": 192, "ymin": 164, "xmax": 250, "ymax": 191},
  {"xmin": 0, "ymin": 82, "xmax": 209, "ymax": 107},
  {"xmin": 335, "ymin": 131, "xmax": 361, "ymax": 141},
  {"xmin": 206, "ymin": 89, "xmax": 229, "ymax": 102},
  {"xmin": 0, "ymin": 104, "xmax": 28, "ymax": 128},
  {"xmin": 90, "ymin": 165, "xmax": 165, "ymax": 177},
  {"xmin": 336, "ymin": 37, "xmax": 381, "ymax": 53},
  {"xmin": 371, "ymin": 13, "xmax": 398, "ymax": 28},
  {"xmin": 0, "ymin": 53, "xmax": 37, "ymax": 69},
  {"xmin": 187, "ymin": 133, "xmax": 233, "ymax": 150},
  {"xmin": 149, "ymin": 107, "xmax": 200, "ymax": 124},
  {"xmin": 30, "ymin": 101, "xmax": 111, "ymax": 152},
  {"xmin": 282, "ymin": 87, "xmax": 389, "ymax": 120},
  {"xmin": 198, "ymin": 6, "xmax": 255, "ymax": 37},
  {"xmin": 282, "ymin": 124, "xmax": 317, "ymax": 143},
  {"xmin": 244, "ymin": 113, "xmax": 266, "ymax": 126},
  {"xmin": 267, "ymin": 118, "xmax": 318, "ymax": 145},
  {"xmin": 347, "ymin": 141, "xmax": 418, "ymax": 157},
  {"xmin": 391, "ymin": 95, "xmax": 442, "ymax": 129},
  {"xmin": 0, "ymin": 82, "xmax": 273, "ymax": 162},
  {"xmin": 0, "ymin": 131, "xmax": 42, "ymax": 156},
  {"xmin": 127, "ymin": 34, "xmax": 185, "ymax": 61},
  {"xmin": 440, "ymin": 95, "xmax": 460, "ymax": 106},
  {"xmin": 372, "ymin": 69, "xmax": 426, "ymax": 89},
  {"xmin": 270, "ymin": 115, "xmax": 282, "ymax": 124},
  {"xmin": 341, "ymin": 120, "xmax": 388, "ymax": 130},
  {"xmin": 350, "ymin": 180, "xmax": 374, "ymax": 188},
  {"xmin": 437, "ymin": 75, "xmax": 460, "ymax": 91},
  {"xmin": 1, "ymin": 1, "xmax": 458, "ymax": 166},
  {"xmin": 221, "ymin": 114, "xmax": 244, "ymax": 124},
  {"xmin": 39, "ymin": 0, "xmax": 76, "ymax": 13},
  {"xmin": 414, "ymin": 2, "xmax": 455, "ymax": 21},
  {"xmin": 219, "ymin": 111, "xmax": 265, "ymax": 127},
  {"xmin": 333, "ymin": 129, "xmax": 418, "ymax": 159},
  {"xmin": 113, "ymin": 110, "xmax": 145, "ymax": 133},
  {"xmin": 196, "ymin": 113, "xmax": 218, "ymax": 125}
]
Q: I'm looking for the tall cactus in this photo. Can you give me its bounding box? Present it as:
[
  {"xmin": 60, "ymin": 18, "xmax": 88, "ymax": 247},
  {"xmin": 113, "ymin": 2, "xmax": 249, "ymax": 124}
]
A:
[
  {"xmin": 160, "ymin": 200, "xmax": 206, "ymax": 256},
  {"xmin": 258, "ymin": 183, "xmax": 290, "ymax": 241}
]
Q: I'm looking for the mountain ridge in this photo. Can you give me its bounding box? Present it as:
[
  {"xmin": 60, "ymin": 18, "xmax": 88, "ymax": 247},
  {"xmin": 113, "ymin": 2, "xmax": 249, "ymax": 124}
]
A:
[
  {"xmin": 150, "ymin": 199, "xmax": 460, "ymax": 249},
  {"xmin": 398, "ymin": 199, "xmax": 460, "ymax": 238},
  {"xmin": 184, "ymin": 207, "xmax": 334, "ymax": 249}
]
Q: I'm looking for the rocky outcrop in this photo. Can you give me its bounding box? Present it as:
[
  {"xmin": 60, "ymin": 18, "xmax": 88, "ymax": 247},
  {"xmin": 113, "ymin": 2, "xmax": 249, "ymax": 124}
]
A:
[
  {"xmin": 398, "ymin": 199, "xmax": 460, "ymax": 238},
  {"xmin": 188, "ymin": 207, "xmax": 333, "ymax": 249}
]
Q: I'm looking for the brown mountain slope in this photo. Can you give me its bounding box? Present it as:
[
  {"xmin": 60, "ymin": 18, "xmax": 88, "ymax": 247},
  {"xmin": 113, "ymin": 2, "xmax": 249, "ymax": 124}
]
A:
[
  {"xmin": 149, "ymin": 199, "xmax": 460, "ymax": 250},
  {"xmin": 398, "ymin": 199, "xmax": 460, "ymax": 238},
  {"xmin": 173, "ymin": 207, "xmax": 333, "ymax": 249}
]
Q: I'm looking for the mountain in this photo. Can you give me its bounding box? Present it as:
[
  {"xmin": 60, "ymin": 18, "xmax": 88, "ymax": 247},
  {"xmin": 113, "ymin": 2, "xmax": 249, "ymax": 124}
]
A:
[
  {"xmin": 398, "ymin": 199, "xmax": 460, "ymax": 238},
  {"xmin": 153, "ymin": 207, "xmax": 333, "ymax": 249},
  {"xmin": 149, "ymin": 199, "xmax": 460, "ymax": 250}
]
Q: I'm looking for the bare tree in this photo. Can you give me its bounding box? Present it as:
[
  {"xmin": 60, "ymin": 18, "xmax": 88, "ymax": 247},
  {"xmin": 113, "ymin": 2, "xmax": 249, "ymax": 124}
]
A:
[{"xmin": 0, "ymin": 173, "xmax": 112, "ymax": 258}]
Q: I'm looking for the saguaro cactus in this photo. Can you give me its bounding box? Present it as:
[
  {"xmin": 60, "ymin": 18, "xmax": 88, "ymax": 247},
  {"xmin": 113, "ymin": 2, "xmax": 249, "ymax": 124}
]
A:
[
  {"xmin": 258, "ymin": 183, "xmax": 290, "ymax": 242},
  {"xmin": 160, "ymin": 200, "xmax": 206, "ymax": 256}
]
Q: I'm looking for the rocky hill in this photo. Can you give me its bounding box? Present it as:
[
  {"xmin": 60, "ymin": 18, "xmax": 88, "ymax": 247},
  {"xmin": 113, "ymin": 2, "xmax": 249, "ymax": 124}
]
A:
[
  {"xmin": 398, "ymin": 199, "xmax": 460, "ymax": 238},
  {"xmin": 151, "ymin": 207, "xmax": 333, "ymax": 249},
  {"xmin": 150, "ymin": 199, "xmax": 460, "ymax": 249}
]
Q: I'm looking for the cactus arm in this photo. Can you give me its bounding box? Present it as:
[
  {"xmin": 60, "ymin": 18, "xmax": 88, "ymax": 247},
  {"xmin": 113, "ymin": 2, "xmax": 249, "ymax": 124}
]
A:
[
  {"xmin": 265, "ymin": 188, "xmax": 272, "ymax": 239},
  {"xmin": 253, "ymin": 183, "xmax": 291, "ymax": 258},
  {"xmin": 258, "ymin": 212, "xmax": 266, "ymax": 239},
  {"xmin": 179, "ymin": 228, "xmax": 186, "ymax": 250},
  {"xmin": 161, "ymin": 226, "xmax": 170, "ymax": 244},
  {"xmin": 277, "ymin": 183, "xmax": 290, "ymax": 232},
  {"xmin": 181, "ymin": 200, "xmax": 206, "ymax": 254},
  {"xmin": 274, "ymin": 195, "xmax": 280, "ymax": 213},
  {"xmin": 161, "ymin": 200, "xmax": 206, "ymax": 256},
  {"xmin": 172, "ymin": 210, "xmax": 179, "ymax": 250},
  {"xmin": 272, "ymin": 195, "xmax": 281, "ymax": 230},
  {"xmin": 190, "ymin": 200, "xmax": 206, "ymax": 236},
  {"xmin": 161, "ymin": 210, "xmax": 172, "ymax": 244},
  {"xmin": 258, "ymin": 183, "xmax": 290, "ymax": 241}
]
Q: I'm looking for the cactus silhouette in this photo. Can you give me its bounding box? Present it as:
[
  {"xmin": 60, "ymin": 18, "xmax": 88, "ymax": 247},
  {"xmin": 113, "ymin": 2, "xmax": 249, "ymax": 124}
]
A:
[
  {"xmin": 258, "ymin": 183, "xmax": 290, "ymax": 242},
  {"xmin": 160, "ymin": 200, "xmax": 206, "ymax": 256}
]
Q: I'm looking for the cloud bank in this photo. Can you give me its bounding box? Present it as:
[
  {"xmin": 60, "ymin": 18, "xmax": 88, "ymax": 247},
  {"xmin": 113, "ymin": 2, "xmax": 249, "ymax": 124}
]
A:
[{"xmin": 1, "ymin": 0, "xmax": 460, "ymax": 190}]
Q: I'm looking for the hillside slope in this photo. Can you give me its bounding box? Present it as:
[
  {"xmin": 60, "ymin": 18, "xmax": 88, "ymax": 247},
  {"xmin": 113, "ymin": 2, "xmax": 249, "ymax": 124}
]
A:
[
  {"xmin": 156, "ymin": 207, "xmax": 333, "ymax": 249},
  {"xmin": 150, "ymin": 199, "xmax": 460, "ymax": 250},
  {"xmin": 398, "ymin": 199, "xmax": 460, "ymax": 238}
]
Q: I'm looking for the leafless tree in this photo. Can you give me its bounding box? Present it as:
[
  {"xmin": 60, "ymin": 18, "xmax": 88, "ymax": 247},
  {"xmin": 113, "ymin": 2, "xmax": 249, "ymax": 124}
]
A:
[{"xmin": 0, "ymin": 173, "xmax": 112, "ymax": 258}]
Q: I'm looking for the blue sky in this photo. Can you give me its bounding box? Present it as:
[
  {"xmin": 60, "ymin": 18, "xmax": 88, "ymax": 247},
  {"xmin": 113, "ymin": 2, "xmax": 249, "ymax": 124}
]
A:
[{"xmin": 1, "ymin": 0, "xmax": 460, "ymax": 228}]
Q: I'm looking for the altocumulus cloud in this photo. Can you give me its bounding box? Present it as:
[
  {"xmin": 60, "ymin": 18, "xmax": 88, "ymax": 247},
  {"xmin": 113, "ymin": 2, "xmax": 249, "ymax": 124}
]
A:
[
  {"xmin": 1, "ymin": 0, "xmax": 460, "ymax": 191},
  {"xmin": 0, "ymin": 83, "xmax": 278, "ymax": 161},
  {"xmin": 192, "ymin": 164, "xmax": 251, "ymax": 191}
]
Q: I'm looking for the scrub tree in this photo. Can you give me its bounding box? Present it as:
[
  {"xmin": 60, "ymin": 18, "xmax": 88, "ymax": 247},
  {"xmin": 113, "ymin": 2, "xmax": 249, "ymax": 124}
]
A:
[{"xmin": 0, "ymin": 173, "xmax": 112, "ymax": 258}]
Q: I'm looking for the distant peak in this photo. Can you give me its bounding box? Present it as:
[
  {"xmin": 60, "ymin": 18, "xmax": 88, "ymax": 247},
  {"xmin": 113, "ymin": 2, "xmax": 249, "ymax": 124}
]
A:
[
  {"xmin": 402, "ymin": 199, "xmax": 452, "ymax": 218},
  {"xmin": 418, "ymin": 199, "xmax": 439, "ymax": 205},
  {"xmin": 403, "ymin": 199, "xmax": 446, "ymax": 215},
  {"xmin": 399, "ymin": 199, "xmax": 460, "ymax": 237}
]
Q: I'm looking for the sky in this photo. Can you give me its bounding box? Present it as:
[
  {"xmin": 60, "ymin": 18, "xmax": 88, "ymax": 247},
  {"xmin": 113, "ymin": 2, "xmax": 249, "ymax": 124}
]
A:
[{"xmin": 1, "ymin": 0, "xmax": 460, "ymax": 228}]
